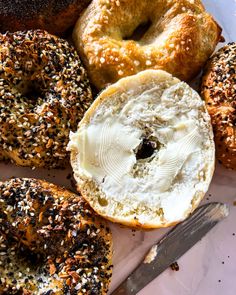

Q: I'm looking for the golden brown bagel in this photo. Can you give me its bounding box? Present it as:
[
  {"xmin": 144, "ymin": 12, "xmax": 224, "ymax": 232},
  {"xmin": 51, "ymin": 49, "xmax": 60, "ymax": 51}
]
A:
[
  {"xmin": 201, "ymin": 42, "xmax": 236, "ymax": 169},
  {"xmin": 0, "ymin": 178, "xmax": 112, "ymax": 294},
  {"xmin": 68, "ymin": 70, "xmax": 215, "ymax": 229},
  {"xmin": 73, "ymin": 0, "xmax": 222, "ymax": 89},
  {"xmin": 0, "ymin": 30, "xmax": 93, "ymax": 168},
  {"xmin": 0, "ymin": 0, "xmax": 91, "ymax": 36}
]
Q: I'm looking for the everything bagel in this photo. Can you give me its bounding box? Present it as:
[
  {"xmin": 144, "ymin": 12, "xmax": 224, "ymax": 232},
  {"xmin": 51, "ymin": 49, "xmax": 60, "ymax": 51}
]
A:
[
  {"xmin": 0, "ymin": 0, "xmax": 91, "ymax": 36},
  {"xmin": 0, "ymin": 178, "xmax": 112, "ymax": 294},
  {"xmin": 201, "ymin": 42, "xmax": 236, "ymax": 169},
  {"xmin": 0, "ymin": 30, "xmax": 93, "ymax": 168},
  {"xmin": 73, "ymin": 0, "xmax": 222, "ymax": 89}
]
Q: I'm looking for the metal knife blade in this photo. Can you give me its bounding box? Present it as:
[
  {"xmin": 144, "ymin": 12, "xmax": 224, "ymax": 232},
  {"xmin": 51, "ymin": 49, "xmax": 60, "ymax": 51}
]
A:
[{"xmin": 111, "ymin": 202, "xmax": 229, "ymax": 295}]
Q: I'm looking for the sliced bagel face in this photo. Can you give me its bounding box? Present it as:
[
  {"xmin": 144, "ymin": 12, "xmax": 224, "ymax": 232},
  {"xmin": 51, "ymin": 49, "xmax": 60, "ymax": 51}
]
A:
[{"xmin": 69, "ymin": 70, "xmax": 215, "ymax": 229}]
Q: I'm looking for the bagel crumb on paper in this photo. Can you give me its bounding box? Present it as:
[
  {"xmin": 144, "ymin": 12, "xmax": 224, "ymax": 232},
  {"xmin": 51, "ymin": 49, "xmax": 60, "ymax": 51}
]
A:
[{"xmin": 68, "ymin": 70, "xmax": 215, "ymax": 229}]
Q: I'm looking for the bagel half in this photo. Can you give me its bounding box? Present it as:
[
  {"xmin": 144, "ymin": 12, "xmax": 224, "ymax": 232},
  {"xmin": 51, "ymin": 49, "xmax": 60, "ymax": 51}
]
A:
[{"xmin": 68, "ymin": 70, "xmax": 215, "ymax": 229}]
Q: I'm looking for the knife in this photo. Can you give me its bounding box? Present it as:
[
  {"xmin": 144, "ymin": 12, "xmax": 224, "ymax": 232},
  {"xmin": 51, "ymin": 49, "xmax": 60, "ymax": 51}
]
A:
[{"xmin": 111, "ymin": 202, "xmax": 229, "ymax": 295}]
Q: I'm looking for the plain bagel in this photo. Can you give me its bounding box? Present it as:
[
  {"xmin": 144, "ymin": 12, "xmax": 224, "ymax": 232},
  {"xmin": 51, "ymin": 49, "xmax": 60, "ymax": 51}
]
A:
[
  {"xmin": 68, "ymin": 70, "xmax": 215, "ymax": 229},
  {"xmin": 73, "ymin": 0, "xmax": 222, "ymax": 89}
]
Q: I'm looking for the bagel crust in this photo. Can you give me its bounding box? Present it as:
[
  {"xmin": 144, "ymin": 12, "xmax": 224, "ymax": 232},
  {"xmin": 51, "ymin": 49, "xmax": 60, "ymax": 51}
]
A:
[
  {"xmin": 0, "ymin": 0, "xmax": 91, "ymax": 36},
  {"xmin": 0, "ymin": 178, "xmax": 112, "ymax": 294},
  {"xmin": 68, "ymin": 70, "xmax": 215, "ymax": 229},
  {"xmin": 0, "ymin": 30, "xmax": 93, "ymax": 168},
  {"xmin": 201, "ymin": 43, "xmax": 236, "ymax": 169},
  {"xmin": 73, "ymin": 0, "xmax": 222, "ymax": 89}
]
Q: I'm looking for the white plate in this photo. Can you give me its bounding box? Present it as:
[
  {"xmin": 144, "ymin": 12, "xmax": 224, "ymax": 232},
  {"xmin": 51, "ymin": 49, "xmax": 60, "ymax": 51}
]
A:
[{"xmin": 1, "ymin": 1, "xmax": 236, "ymax": 294}]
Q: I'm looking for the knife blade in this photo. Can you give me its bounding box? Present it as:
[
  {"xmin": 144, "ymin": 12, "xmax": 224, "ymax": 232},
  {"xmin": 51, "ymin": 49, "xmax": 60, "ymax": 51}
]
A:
[{"xmin": 111, "ymin": 202, "xmax": 229, "ymax": 295}]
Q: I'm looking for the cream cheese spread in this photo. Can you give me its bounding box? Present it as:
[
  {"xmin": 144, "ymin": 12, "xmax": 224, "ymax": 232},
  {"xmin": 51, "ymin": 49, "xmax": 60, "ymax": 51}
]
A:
[{"xmin": 68, "ymin": 76, "xmax": 214, "ymax": 224}]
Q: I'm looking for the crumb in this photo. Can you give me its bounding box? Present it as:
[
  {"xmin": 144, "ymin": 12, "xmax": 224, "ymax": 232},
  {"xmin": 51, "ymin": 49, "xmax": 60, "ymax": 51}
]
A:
[
  {"xmin": 66, "ymin": 173, "xmax": 72, "ymax": 180},
  {"xmin": 233, "ymin": 201, "xmax": 236, "ymax": 206},
  {"xmin": 144, "ymin": 245, "xmax": 157, "ymax": 264},
  {"xmin": 170, "ymin": 262, "xmax": 179, "ymax": 271}
]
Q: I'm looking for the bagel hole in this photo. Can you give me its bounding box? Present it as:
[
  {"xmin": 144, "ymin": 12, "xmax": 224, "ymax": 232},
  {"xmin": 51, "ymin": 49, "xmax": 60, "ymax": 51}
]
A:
[
  {"xmin": 124, "ymin": 19, "xmax": 152, "ymax": 41},
  {"xmin": 19, "ymin": 81, "xmax": 44, "ymax": 102},
  {"xmin": 136, "ymin": 138, "xmax": 160, "ymax": 160},
  {"xmin": 17, "ymin": 246, "xmax": 44, "ymax": 270},
  {"xmin": 25, "ymin": 85, "xmax": 43, "ymax": 101}
]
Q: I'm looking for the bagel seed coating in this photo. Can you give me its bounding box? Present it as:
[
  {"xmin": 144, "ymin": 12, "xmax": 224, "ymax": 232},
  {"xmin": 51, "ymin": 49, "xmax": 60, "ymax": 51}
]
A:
[
  {"xmin": 0, "ymin": 178, "xmax": 112, "ymax": 294},
  {"xmin": 0, "ymin": 30, "xmax": 93, "ymax": 168},
  {"xmin": 201, "ymin": 42, "xmax": 236, "ymax": 169}
]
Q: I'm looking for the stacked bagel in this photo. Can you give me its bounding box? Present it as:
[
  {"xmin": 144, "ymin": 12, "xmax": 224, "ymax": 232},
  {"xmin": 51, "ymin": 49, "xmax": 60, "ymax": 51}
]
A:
[{"xmin": 0, "ymin": 0, "xmax": 232, "ymax": 294}]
